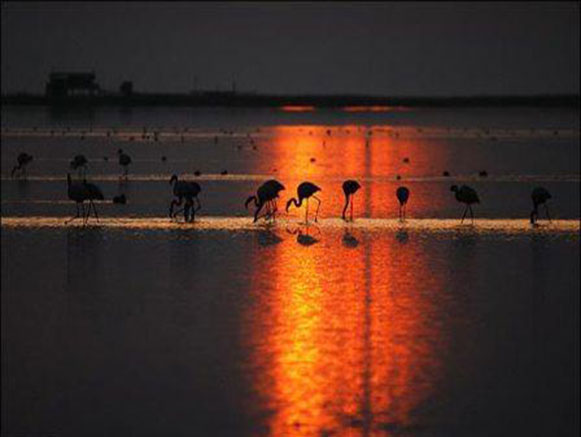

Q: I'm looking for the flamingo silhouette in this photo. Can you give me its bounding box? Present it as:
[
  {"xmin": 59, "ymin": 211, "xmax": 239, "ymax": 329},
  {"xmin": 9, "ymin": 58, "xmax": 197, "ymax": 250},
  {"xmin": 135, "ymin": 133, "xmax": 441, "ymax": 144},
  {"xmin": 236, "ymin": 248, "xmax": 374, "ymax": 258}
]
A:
[
  {"xmin": 396, "ymin": 186, "xmax": 410, "ymax": 222},
  {"xmin": 342, "ymin": 180, "xmax": 361, "ymax": 221},
  {"xmin": 70, "ymin": 154, "xmax": 88, "ymax": 178},
  {"xmin": 530, "ymin": 187, "xmax": 552, "ymax": 225},
  {"xmin": 118, "ymin": 149, "xmax": 132, "ymax": 179},
  {"xmin": 286, "ymin": 181, "xmax": 322, "ymax": 224},
  {"xmin": 65, "ymin": 173, "xmax": 104, "ymax": 225},
  {"xmin": 169, "ymin": 174, "xmax": 201, "ymax": 222},
  {"xmin": 245, "ymin": 179, "xmax": 286, "ymax": 223},
  {"xmin": 451, "ymin": 185, "xmax": 480, "ymax": 224},
  {"xmin": 11, "ymin": 152, "xmax": 33, "ymax": 179}
]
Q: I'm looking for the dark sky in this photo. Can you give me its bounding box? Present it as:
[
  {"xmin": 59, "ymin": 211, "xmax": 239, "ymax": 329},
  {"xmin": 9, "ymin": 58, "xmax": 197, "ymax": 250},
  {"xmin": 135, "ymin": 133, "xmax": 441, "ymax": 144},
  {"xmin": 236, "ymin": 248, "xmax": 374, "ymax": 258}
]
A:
[{"xmin": 1, "ymin": 1, "xmax": 579, "ymax": 96}]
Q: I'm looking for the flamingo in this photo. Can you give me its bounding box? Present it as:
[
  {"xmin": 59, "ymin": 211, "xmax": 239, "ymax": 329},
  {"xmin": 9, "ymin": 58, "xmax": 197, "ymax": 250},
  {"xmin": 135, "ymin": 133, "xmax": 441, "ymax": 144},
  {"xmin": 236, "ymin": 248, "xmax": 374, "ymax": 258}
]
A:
[
  {"xmin": 286, "ymin": 181, "xmax": 322, "ymax": 224},
  {"xmin": 530, "ymin": 187, "xmax": 552, "ymax": 225},
  {"xmin": 245, "ymin": 179, "xmax": 285, "ymax": 223},
  {"xmin": 169, "ymin": 174, "xmax": 201, "ymax": 222},
  {"xmin": 342, "ymin": 180, "xmax": 361, "ymax": 221},
  {"xmin": 396, "ymin": 186, "xmax": 410, "ymax": 222},
  {"xmin": 11, "ymin": 152, "xmax": 33, "ymax": 178},
  {"xmin": 118, "ymin": 149, "xmax": 132, "ymax": 179},
  {"xmin": 451, "ymin": 185, "xmax": 480, "ymax": 224},
  {"xmin": 65, "ymin": 174, "xmax": 103, "ymax": 224},
  {"xmin": 70, "ymin": 154, "xmax": 88, "ymax": 178}
]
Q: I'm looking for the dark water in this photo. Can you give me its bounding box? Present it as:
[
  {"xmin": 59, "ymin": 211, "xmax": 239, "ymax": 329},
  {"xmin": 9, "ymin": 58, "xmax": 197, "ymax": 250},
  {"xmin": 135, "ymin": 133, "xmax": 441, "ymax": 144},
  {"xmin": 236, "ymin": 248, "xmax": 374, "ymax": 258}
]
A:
[
  {"xmin": 2, "ymin": 227, "xmax": 579, "ymax": 436},
  {"xmin": 2, "ymin": 106, "xmax": 580, "ymax": 436}
]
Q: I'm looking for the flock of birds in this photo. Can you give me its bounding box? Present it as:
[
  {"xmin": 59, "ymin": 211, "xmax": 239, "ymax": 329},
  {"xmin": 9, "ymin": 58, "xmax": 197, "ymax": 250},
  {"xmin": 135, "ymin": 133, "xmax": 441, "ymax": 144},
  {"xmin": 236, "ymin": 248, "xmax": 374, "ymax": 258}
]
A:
[{"xmin": 10, "ymin": 150, "xmax": 554, "ymax": 226}]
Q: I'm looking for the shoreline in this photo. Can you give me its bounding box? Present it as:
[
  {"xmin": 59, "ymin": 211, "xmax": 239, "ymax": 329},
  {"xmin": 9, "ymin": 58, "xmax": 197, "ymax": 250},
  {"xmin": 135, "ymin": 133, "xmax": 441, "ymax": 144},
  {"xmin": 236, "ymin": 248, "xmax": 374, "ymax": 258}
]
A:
[
  {"xmin": 2, "ymin": 216, "xmax": 579, "ymax": 233},
  {"xmin": 2, "ymin": 94, "xmax": 579, "ymax": 109}
]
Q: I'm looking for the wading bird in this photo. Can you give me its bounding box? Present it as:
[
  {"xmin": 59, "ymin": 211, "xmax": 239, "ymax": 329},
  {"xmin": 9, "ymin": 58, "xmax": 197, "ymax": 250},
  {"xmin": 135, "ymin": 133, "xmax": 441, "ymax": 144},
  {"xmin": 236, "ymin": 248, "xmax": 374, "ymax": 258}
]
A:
[
  {"xmin": 70, "ymin": 154, "xmax": 88, "ymax": 178},
  {"xmin": 169, "ymin": 174, "xmax": 201, "ymax": 222},
  {"xmin": 118, "ymin": 149, "xmax": 132, "ymax": 179},
  {"xmin": 530, "ymin": 187, "xmax": 552, "ymax": 225},
  {"xmin": 451, "ymin": 185, "xmax": 480, "ymax": 224},
  {"xmin": 65, "ymin": 174, "xmax": 104, "ymax": 224},
  {"xmin": 286, "ymin": 181, "xmax": 322, "ymax": 224},
  {"xmin": 245, "ymin": 179, "xmax": 286, "ymax": 223},
  {"xmin": 11, "ymin": 152, "xmax": 33, "ymax": 178},
  {"xmin": 342, "ymin": 180, "xmax": 361, "ymax": 221},
  {"xmin": 396, "ymin": 186, "xmax": 410, "ymax": 222}
]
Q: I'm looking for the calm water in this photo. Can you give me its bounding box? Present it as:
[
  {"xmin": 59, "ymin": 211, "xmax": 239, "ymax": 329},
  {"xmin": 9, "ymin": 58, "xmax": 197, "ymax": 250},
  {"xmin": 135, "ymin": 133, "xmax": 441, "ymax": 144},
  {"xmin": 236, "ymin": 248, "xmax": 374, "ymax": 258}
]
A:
[{"xmin": 2, "ymin": 106, "xmax": 580, "ymax": 436}]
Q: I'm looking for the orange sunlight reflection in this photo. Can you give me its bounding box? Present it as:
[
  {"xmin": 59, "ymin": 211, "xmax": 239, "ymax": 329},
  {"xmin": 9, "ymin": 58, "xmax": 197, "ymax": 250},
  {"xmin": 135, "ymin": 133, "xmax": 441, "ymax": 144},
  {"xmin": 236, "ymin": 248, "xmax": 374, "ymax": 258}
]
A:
[
  {"xmin": 248, "ymin": 228, "xmax": 442, "ymax": 436},
  {"xmin": 280, "ymin": 106, "xmax": 316, "ymax": 112},
  {"xmin": 246, "ymin": 225, "xmax": 443, "ymax": 436},
  {"xmin": 265, "ymin": 125, "xmax": 450, "ymax": 219}
]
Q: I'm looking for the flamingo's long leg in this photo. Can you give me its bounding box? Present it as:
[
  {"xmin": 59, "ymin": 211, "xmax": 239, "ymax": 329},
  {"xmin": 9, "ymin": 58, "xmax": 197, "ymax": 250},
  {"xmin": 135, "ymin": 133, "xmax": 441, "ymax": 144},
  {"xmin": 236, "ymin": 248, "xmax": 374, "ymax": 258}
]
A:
[
  {"xmin": 91, "ymin": 200, "xmax": 99, "ymax": 221},
  {"xmin": 469, "ymin": 205, "xmax": 474, "ymax": 224},
  {"xmin": 184, "ymin": 198, "xmax": 194, "ymax": 222},
  {"xmin": 264, "ymin": 201, "xmax": 272, "ymax": 221},
  {"xmin": 170, "ymin": 197, "xmax": 183, "ymax": 218},
  {"xmin": 65, "ymin": 203, "xmax": 82, "ymax": 224},
  {"xmin": 350, "ymin": 196, "xmax": 354, "ymax": 222},
  {"xmin": 313, "ymin": 195, "xmax": 321, "ymax": 223},
  {"xmin": 253, "ymin": 201, "xmax": 266, "ymax": 223},
  {"xmin": 544, "ymin": 204, "xmax": 551, "ymax": 222},
  {"xmin": 461, "ymin": 205, "xmax": 468, "ymax": 223}
]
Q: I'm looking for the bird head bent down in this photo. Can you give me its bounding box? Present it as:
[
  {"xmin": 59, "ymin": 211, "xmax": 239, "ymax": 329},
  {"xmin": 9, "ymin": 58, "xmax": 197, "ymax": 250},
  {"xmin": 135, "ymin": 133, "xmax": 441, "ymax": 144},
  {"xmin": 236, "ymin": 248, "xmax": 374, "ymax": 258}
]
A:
[{"xmin": 285, "ymin": 198, "xmax": 299, "ymax": 212}]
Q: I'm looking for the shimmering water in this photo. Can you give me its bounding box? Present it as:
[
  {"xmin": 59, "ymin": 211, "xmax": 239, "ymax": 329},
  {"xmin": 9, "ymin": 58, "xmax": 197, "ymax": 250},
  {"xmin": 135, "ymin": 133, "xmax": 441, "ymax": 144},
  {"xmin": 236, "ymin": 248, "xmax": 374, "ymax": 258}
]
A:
[{"xmin": 1, "ymin": 106, "xmax": 580, "ymax": 436}]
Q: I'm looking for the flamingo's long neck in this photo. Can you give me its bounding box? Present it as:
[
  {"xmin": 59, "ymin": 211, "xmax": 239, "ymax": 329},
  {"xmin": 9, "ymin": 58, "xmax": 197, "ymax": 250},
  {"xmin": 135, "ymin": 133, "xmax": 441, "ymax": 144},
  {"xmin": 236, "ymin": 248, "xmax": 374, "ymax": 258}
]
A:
[
  {"xmin": 245, "ymin": 195, "xmax": 258, "ymax": 209},
  {"xmin": 292, "ymin": 197, "xmax": 303, "ymax": 208}
]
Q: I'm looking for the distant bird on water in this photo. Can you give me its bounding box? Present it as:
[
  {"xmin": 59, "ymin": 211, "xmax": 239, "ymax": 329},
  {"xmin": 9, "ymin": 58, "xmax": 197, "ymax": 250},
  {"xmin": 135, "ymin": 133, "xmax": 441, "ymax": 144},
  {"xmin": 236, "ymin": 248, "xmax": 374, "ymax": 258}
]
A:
[
  {"xmin": 451, "ymin": 185, "xmax": 480, "ymax": 224},
  {"xmin": 286, "ymin": 182, "xmax": 322, "ymax": 224},
  {"xmin": 341, "ymin": 180, "xmax": 361, "ymax": 221},
  {"xmin": 11, "ymin": 152, "xmax": 33, "ymax": 178},
  {"xmin": 396, "ymin": 186, "xmax": 410, "ymax": 222},
  {"xmin": 118, "ymin": 149, "xmax": 132, "ymax": 179},
  {"xmin": 169, "ymin": 174, "xmax": 201, "ymax": 222},
  {"xmin": 530, "ymin": 187, "xmax": 552, "ymax": 225},
  {"xmin": 70, "ymin": 154, "xmax": 88, "ymax": 178},
  {"xmin": 245, "ymin": 179, "xmax": 286, "ymax": 223}
]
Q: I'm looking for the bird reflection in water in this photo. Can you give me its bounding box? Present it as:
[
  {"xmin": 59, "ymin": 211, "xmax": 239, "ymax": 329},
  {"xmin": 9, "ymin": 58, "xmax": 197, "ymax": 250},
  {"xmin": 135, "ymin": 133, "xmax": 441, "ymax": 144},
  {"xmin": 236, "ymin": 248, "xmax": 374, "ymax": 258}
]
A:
[
  {"xmin": 287, "ymin": 224, "xmax": 320, "ymax": 246},
  {"xmin": 395, "ymin": 229, "xmax": 409, "ymax": 244},
  {"xmin": 342, "ymin": 228, "xmax": 360, "ymax": 248},
  {"xmin": 257, "ymin": 228, "xmax": 284, "ymax": 247}
]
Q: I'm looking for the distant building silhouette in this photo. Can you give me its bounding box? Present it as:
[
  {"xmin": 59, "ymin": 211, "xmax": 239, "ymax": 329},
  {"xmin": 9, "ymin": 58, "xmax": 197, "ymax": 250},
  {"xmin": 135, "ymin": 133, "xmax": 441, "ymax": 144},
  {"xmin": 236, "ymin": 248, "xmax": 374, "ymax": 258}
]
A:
[{"xmin": 45, "ymin": 72, "xmax": 100, "ymax": 97}]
